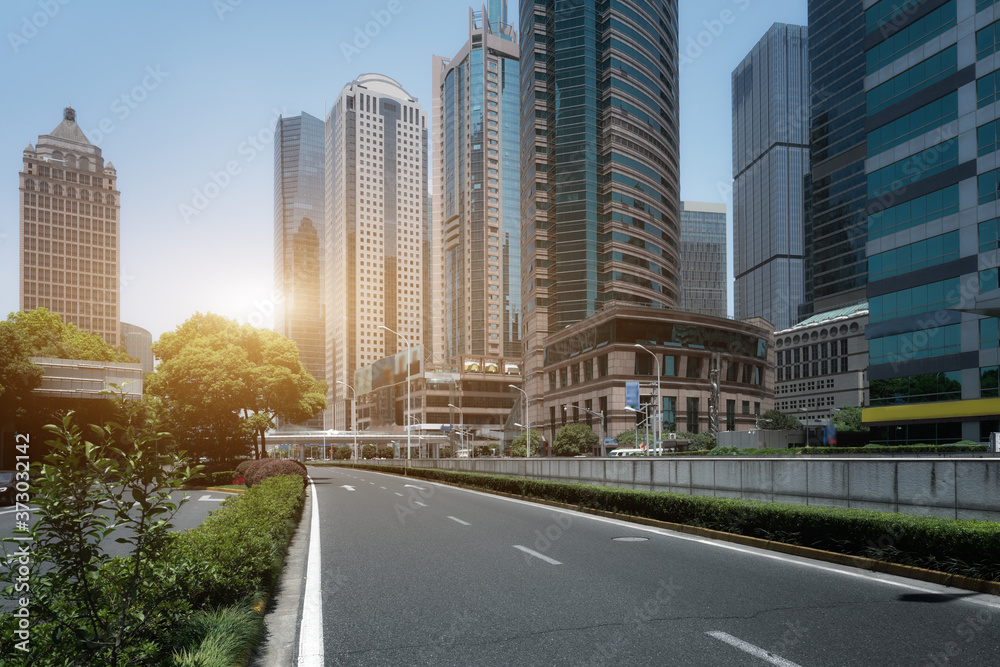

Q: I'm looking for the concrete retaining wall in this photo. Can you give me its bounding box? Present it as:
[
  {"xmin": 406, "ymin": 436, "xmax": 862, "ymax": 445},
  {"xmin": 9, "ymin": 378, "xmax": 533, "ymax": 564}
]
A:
[{"xmin": 367, "ymin": 457, "xmax": 1000, "ymax": 522}]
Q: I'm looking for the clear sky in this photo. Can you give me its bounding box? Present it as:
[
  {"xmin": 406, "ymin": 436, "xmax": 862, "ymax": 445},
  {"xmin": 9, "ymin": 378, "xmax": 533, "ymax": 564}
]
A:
[{"xmin": 0, "ymin": 0, "xmax": 808, "ymax": 341}]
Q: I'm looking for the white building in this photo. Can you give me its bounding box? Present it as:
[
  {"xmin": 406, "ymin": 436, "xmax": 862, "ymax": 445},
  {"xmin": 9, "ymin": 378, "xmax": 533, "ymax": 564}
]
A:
[{"xmin": 325, "ymin": 74, "xmax": 429, "ymax": 430}]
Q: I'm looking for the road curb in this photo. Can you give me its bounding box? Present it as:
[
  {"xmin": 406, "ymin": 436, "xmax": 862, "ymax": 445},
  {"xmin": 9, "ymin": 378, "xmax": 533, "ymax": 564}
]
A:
[{"xmin": 358, "ymin": 469, "xmax": 1000, "ymax": 597}]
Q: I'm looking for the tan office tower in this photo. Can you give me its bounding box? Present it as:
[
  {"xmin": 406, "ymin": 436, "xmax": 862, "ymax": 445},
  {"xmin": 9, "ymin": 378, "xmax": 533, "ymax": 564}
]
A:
[
  {"xmin": 19, "ymin": 107, "xmax": 120, "ymax": 347},
  {"xmin": 325, "ymin": 75, "xmax": 429, "ymax": 430}
]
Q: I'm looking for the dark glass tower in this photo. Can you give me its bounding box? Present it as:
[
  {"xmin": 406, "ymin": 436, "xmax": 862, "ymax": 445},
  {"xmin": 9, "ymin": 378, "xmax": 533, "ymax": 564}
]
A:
[
  {"xmin": 519, "ymin": 0, "xmax": 681, "ymax": 421},
  {"xmin": 274, "ymin": 113, "xmax": 326, "ymax": 428},
  {"xmin": 801, "ymin": 0, "xmax": 869, "ymax": 320}
]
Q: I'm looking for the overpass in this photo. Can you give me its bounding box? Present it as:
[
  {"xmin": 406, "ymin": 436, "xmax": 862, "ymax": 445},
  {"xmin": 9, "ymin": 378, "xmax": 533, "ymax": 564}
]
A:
[{"xmin": 264, "ymin": 427, "xmax": 454, "ymax": 458}]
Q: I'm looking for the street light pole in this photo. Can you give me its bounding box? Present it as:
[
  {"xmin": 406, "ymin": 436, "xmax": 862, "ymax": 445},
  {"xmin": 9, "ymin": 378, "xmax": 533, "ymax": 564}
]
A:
[
  {"xmin": 634, "ymin": 344, "xmax": 661, "ymax": 453},
  {"xmin": 380, "ymin": 325, "xmax": 411, "ymax": 473},
  {"xmin": 448, "ymin": 403, "xmax": 466, "ymax": 458},
  {"xmin": 337, "ymin": 380, "xmax": 358, "ymax": 467},
  {"xmin": 509, "ymin": 384, "xmax": 530, "ymax": 457}
]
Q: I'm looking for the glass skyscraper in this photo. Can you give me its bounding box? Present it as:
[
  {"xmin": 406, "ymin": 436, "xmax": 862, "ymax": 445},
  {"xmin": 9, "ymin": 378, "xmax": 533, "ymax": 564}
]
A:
[
  {"xmin": 679, "ymin": 201, "xmax": 727, "ymax": 318},
  {"xmin": 732, "ymin": 23, "xmax": 810, "ymax": 331},
  {"xmin": 326, "ymin": 75, "xmax": 429, "ymax": 430},
  {"xmin": 519, "ymin": 0, "xmax": 682, "ymax": 425},
  {"xmin": 801, "ymin": 0, "xmax": 869, "ymax": 320},
  {"xmin": 434, "ymin": 3, "xmax": 520, "ymax": 362},
  {"xmin": 862, "ymin": 0, "xmax": 1000, "ymax": 443},
  {"xmin": 274, "ymin": 112, "xmax": 326, "ymax": 428}
]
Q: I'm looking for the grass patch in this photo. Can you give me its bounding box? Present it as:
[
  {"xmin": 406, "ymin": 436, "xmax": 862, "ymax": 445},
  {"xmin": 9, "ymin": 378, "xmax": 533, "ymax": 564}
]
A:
[{"xmin": 170, "ymin": 604, "xmax": 265, "ymax": 667}]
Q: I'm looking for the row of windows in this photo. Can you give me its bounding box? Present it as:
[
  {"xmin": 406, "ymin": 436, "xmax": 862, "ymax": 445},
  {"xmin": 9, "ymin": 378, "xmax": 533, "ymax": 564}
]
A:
[
  {"xmin": 868, "ymin": 231, "xmax": 959, "ymax": 282},
  {"xmin": 870, "ymin": 277, "xmax": 960, "ymax": 324},
  {"xmin": 867, "ymin": 45, "xmax": 956, "ymax": 114},
  {"xmin": 22, "ymin": 181, "xmax": 116, "ymax": 203},
  {"xmin": 776, "ymin": 358, "xmax": 849, "ymax": 382},
  {"xmin": 870, "ymin": 371, "xmax": 962, "ymax": 405},
  {"xmin": 870, "ymin": 324, "xmax": 961, "ymax": 365},
  {"xmin": 868, "ymin": 92, "xmax": 957, "ymax": 156},
  {"xmin": 776, "ymin": 339, "xmax": 848, "ymax": 366},
  {"xmin": 867, "ymin": 140, "xmax": 958, "ymax": 199},
  {"xmin": 866, "ymin": 0, "xmax": 922, "ymax": 35},
  {"xmin": 869, "ymin": 185, "xmax": 958, "ymax": 240},
  {"xmin": 867, "ymin": 1, "xmax": 955, "ymax": 74}
]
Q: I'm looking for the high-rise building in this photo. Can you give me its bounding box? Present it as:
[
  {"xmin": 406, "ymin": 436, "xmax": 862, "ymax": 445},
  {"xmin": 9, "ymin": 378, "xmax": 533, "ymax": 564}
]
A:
[
  {"xmin": 679, "ymin": 201, "xmax": 727, "ymax": 318},
  {"xmin": 120, "ymin": 322, "xmax": 154, "ymax": 375},
  {"xmin": 732, "ymin": 23, "xmax": 810, "ymax": 331},
  {"xmin": 325, "ymin": 74, "xmax": 428, "ymax": 430},
  {"xmin": 801, "ymin": 0, "xmax": 869, "ymax": 320},
  {"xmin": 519, "ymin": 0, "xmax": 682, "ymax": 428},
  {"xmin": 274, "ymin": 112, "xmax": 326, "ymax": 428},
  {"xmin": 861, "ymin": 0, "xmax": 1000, "ymax": 443},
  {"xmin": 20, "ymin": 107, "xmax": 120, "ymax": 347},
  {"xmin": 433, "ymin": 3, "xmax": 520, "ymax": 362}
]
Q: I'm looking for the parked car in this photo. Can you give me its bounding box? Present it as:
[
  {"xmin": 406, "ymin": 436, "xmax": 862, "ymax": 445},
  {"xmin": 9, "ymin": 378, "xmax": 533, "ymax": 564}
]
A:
[{"xmin": 0, "ymin": 471, "xmax": 16, "ymax": 505}]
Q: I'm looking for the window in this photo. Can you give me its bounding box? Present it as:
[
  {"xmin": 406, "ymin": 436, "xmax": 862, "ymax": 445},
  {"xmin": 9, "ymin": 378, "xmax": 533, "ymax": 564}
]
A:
[
  {"xmin": 549, "ymin": 371, "xmax": 556, "ymax": 391},
  {"xmin": 742, "ymin": 400, "xmax": 750, "ymax": 415},
  {"xmin": 982, "ymin": 366, "xmax": 999, "ymax": 398},
  {"xmin": 686, "ymin": 398, "xmax": 700, "ymax": 434},
  {"xmin": 686, "ymin": 357, "xmax": 702, "ymax": 379},
  {"xmin": 560, "ymin": 367, "xmax": 568, "ymax": 387},
  {"xmin": 598, "ymin": 354, "xmax": 608, "ymax": 378},
  {"xmin": 662, "ymin": 396, "xmax": 676, "ymax": 433},
  {"xmin": 726, "ymin": 400, "xmax": 736, "ymax": 431},
  {"xmin": 663, "ymin": 355, "xmax": 676, "ymax": 376},
  {"xmin": 584, "ymin": 358, "xmax": 594, "ymax": 381},
  {"xmin": 571, "ymin": 363, "xmax": 580, "ymax": 385},
  {"xmin": 635, "ymin": 353, "xmax": 653, "ymax": 376}
]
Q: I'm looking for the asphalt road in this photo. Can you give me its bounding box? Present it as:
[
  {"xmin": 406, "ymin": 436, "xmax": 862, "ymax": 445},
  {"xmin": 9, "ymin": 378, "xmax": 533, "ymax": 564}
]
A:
[{"xmin": 308, "ymin": 465, "xmax": 1000, "ymax": 666}]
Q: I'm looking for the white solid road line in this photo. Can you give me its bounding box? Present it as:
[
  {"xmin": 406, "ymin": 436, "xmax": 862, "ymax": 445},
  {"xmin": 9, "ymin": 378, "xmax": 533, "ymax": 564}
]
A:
[
  {"xmin": 297, "ymin": 478, "xmax": 324, "ymax": 666},
  {"xmin": 513, "ymin": 544, "xmax": 562, "ymax": 565},
  {"xmin": 448, "ymin": 516, "xmax": 470, "ymax": 526},
  {"xmin": 413, "ymin": 501, "xmax": 427, "ymax": 507},
  {"xmin": 707, "ymin": 631, "xmax": 803, "ymax": 667},
  {"xmin": 198, "ymin": 494, "xmax": 224, "ymax": 502}
]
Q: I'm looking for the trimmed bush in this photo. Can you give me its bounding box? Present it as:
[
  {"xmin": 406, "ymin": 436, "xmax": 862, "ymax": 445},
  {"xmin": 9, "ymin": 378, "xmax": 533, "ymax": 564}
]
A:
[
  {"xmin": 245, "ymin": 459, "xmax": 308, "ymax": 488},
  {"xmin": 234, "ymin": 459, "xmax": 259, "ymax": 477},
  {"xmin": 170, "ymin": 474, "xmax": 306, "ymax": 608}
]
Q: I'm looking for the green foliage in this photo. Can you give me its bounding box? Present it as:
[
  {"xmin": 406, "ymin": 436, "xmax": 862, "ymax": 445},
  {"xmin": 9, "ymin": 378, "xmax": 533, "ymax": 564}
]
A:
[
  {"xmin": 362, "ymin": 444, "xmax": 378, "ymax": 459},
  {"xmin": 757, "ymin": 409, "xmax": 801, "ymax": 430},
  {"xmin": 244, "ymin": 459, "xmax": 308, "ymax": 488},
  {"xmin": 510, "ymin": 429, "xmax": 542, "ymax": 457},
  {"xmin": 148, "ymin": 312, "xmax": 327, "ymax": 460},
  {"xmin": 678, "ymin": 431, "xmax": 716, "ymax": 450},
  {"xmin": 169, "ymin": 604, "xmax": 264, "ymax": 667},
  {"xmin": 333, "ymin": 445, "xmax": 354, "ymax": 460},
  {"xmin": 0, "ymin": 409, "xmax": 197, "ymax": 666},
  {"xmin": 553, "ymin": 423, "xmax": 598, "ymax": 456},
  {"xmin": 169, "ymin": 475, "xmax": 305, "ymax": 610},
  {"xmin": 832, "ymin": 406, "xmax": 868, "ymax": 432},
  {"xmin": 614, "ymin": 428, "xmax": 637, "ymax": 447},
  {"xmin": 344, "ymin": 464, "xmax": 1000, "ymax": 582},
  {"xmin": 5, "ymin": 308, "xmax": 135, "ymax": 363}
]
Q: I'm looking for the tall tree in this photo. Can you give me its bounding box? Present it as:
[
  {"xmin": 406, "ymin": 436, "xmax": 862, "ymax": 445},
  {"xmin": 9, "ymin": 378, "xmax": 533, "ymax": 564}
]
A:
[
  {"xmin": 757, "ymin": 409, "xmax": 801, "ymax": 430},
  {"xmin": 148, "ymin": 313, "xmax": 326, "ymax": 460},
  {"xmin": 553, "ymin": 423, "xmax": 598, "ymax": 456}
]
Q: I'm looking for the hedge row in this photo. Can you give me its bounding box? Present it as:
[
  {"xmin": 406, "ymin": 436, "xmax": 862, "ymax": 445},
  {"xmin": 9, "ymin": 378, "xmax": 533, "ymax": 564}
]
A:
[
  {"xmin": 170, "ymin": 474, "xmax": 306, "ymax": 609},
  {"xmin": 343, "ymin": 464, "xmax": 1000, "ymax": 582}
]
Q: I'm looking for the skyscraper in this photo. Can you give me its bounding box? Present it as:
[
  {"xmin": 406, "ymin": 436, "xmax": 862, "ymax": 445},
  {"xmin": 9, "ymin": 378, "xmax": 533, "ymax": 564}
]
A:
[
  {"xmin": 325, "ymin": 74, "xmax": 428, "ymax": 430},
  {"xmin": 274, "ymin": 112, "xmax": 326, "ymax": 427},
  {"xmin": 862, "ymin": 0, "xmax": 1000, "ymax": 443},
  {"xmin": 433, "ymin": 3, "xmax": 519, "ymax": 362},
  {"xmin": 679, "ymin": 201, "xmax": 727, "ymax": 318},
  {"xmin": 519, "ymin": 0, "xmax": 682, "ymax": 424},
  {"xmin": 732, "ymin": 23, "xmax": 810, "ymax": 331},
  {"xmin": 801, "ymin": 0, "xmax": 869, "ymax": 319},
  {"xmin": 20, "ymin": 107, "xmax": 120, "ymax": 347}
]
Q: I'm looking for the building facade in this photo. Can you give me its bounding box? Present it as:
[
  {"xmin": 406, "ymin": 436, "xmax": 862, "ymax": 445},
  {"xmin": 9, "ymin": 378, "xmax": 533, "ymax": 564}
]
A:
[
  {"xmin": 732, "ymin": 23, "xmax": 810, "ymax": 331},
  {"xmin": 120, "ymin": 322, "xmax": 154, "ymax": 375},
  {"xmin": 679, "ymin": 201, "xmax": 727, "ymax": 318},
  {"xmin": 801, "ymin": 0, "xmax": 870, "ymax": 320},
  {"xmin": 274, "ymin": 113, "xmax": 326, "ymax": 427},
  {"xmin": 20, "ymin": 107, "xmax": 121, "ymax": 347},
  {"xmin": 774, "ymin": 303, "xmax": 869, "ymax": 431},
  {"xmin": 325, "ymin": 74, "xmax": 429, "ymax": 430},
  {"xmin": 519, "ymin": 0, "xmax": 682, "ymax": 428},
  {"xmin": 861, "ymin": 0, "xmax": 1000, "ymax": 443}
]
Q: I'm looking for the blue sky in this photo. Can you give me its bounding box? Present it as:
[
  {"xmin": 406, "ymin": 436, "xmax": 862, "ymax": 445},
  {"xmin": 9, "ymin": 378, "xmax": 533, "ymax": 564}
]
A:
[{"xmin": 0, "ymin": 0, "xmax": 807, "ymax": 341}]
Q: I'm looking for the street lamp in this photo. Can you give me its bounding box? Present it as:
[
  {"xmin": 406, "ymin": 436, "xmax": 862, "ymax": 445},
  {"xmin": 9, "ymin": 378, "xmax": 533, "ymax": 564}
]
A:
[
  {"xmin": 625, "ymin": 404, "xmax": 652, "ymax": 455},
  {"xmin": 634, "ymin": 344, "xmax": 661, "ymax": 452},
  {"xmin": 337, "ymin": 380, "xmax": 358, "ymax": 467},
  {"xmin": 509, "ymin": 384, "xmax": 531, "ymax": 457},
  {"xmin": 380, "ymin": 325, "xmax": 411, "ymax": 472},
  {"xmin": 448, "ymin": 403, "xmax": 466, "ymax": 458},
  {"xmin": 564, "ymin": 405, "xmax": 607, "ymax": 456}
]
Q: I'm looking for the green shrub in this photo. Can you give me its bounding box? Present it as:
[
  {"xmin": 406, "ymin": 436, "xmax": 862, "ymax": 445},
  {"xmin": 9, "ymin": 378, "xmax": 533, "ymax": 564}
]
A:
[
  {"xmin": 245, "ymin": 459, "xmax": 308, "ymax": 488},
  {"xmin": 170, "ymin": 475, "xmax": 305, "ymax": 608},
  {"xmin": 234, "ymin": 459, "xmax": 259, "ymax": 477}
]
